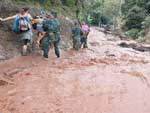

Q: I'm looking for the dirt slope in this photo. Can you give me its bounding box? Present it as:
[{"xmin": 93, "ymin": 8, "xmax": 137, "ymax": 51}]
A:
[{"xmin": 0, "ymin": 28, "xmax": 150, "ymax": 113}]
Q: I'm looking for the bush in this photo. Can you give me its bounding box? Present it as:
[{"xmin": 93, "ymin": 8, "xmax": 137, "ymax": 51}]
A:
[
  {"xmin": 124, "ymin": 6, "xmax": 145, "ymax": 30},
  {"xmin": 145, "ymin": 1, "xmax": 150, "ymax": 13},
  {"xmin": 142, "ymin": 16, "xmax": 150, "ymax": 29},
  {"xmin": 125, "ymin": 28, "xmax": 139, "ymax": 39}
]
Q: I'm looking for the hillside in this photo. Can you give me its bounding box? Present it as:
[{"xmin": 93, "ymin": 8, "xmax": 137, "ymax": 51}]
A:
[{"xmin": 0, "ymin": 0, "xmax": 74, "ymax": 61}]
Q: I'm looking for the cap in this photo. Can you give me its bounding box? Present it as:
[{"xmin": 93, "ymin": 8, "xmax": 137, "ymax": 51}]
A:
[{"xmin": 38, "ymin": 10, "xmax": 45, "ymax": 15}]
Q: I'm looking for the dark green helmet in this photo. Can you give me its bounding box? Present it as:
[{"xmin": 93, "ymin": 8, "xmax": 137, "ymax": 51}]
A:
[{"xmin": 51, "ymin": 11, "xmax": 57, "ymax": 18}]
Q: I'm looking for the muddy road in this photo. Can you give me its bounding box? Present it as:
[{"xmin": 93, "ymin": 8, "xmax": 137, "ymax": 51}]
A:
[{"xmin": 0, "ymin": 28, "xmax": 150, "ymax": 113}]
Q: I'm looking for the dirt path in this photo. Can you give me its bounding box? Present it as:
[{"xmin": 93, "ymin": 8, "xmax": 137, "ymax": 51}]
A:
[{"xmin": 1, "ymin": 27, "xmax": 150, "ymax": 113}]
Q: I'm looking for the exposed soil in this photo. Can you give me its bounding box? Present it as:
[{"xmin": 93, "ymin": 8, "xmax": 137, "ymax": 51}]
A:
[{"xmin": 0, "ymin": 27, "xmax": 150, "ymax": 113}]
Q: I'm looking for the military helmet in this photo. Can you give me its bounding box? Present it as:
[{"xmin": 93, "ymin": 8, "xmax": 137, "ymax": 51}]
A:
[{"xmin": 51, "ymin": 11, "xmax": 57, "ymax": 18}]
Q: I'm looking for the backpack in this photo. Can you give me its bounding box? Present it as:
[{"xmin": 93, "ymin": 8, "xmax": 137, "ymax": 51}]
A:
[
  {"xmin": 81, "ymin": 24, "xmax": 90, "ymax": 38},
  {"xmin": 13, "ymin": 15, "xmax": 30, "ymax": 33},
  {"xmin": 81, "ymin": 24, "xmax": 89, "ymax": 33},
  {"xmin": 43, "ymin": 19, "xmax": 60, "ymax": 32},
  {"xmin": 43, "ymin": 19, "xmax": 60, "ymax": 41}
]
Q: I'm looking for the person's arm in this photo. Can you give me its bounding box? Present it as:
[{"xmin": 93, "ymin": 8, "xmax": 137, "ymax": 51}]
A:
[
  {"xmin": 80, "ymin": 28, "xmax": 84, "ymax": 35},
  {"xmin": 28, "ymin": 14, "xmax": 36, "ymax": 24},
  {"xmin": 29, "ymin": 14, "xmax": 42, "ymax": 25},
  {"xmin": 28, "ymin": 14, "xmax": 33, "ymax": 20},
  {"xmin": 1, "ymin": 15, "xmax": 16, "ymax": 22},
  {"xmin": 31, "ymin": 18, "xmax": 41, "ymax": 25}
]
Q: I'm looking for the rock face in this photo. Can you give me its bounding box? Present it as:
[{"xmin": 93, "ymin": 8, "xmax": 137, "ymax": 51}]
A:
[
  {"xmin": 0, "ymin": 46, "xmax": 6, "ymax": 60},
  {"xmin": 0, "ymin": 30, "xmax": 20, "ymax": 62},
  {"xmin": 0, "ymin": 1, "xmax": 74, "ymax": 62},
  {"xmin": 0, "ymin": 0, "xmax": 19, "ymax": 17}
]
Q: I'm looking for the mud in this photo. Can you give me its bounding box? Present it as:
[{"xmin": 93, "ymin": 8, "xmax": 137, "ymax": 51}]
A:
[{"xmin": 0, "ymin": 27, "xmax": 150, "ymax": 113}]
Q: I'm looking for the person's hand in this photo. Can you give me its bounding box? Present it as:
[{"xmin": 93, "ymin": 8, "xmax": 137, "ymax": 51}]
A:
[{"xmin": 31, "ymin": 19, "xmax": 36, "ymax": 24}]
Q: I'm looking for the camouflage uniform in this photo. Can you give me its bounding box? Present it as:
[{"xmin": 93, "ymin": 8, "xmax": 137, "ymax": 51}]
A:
[
  {"xmin": 40, "ymin": 34, "xmax": 50, "ymax": 58},
  {"xmin": 40, "ymin": 18, "xmax": 60, "ymax": 58},
  {"xmin": 52, "ymin": 18, "xmax": 61, "ymax": 57},
  {"xmin": 72, "ymin": 26, "xmax": 83, "ymax": 50}
]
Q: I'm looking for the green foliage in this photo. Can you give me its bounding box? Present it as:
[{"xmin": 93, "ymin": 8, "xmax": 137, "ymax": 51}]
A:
[
  {"xmin": 145, "ymin": 1, "xmax": 150, "ymax": 13},
  {"xmin": 13, "ymin": 0, "xmax": 63, "ymax": 10},
  {"xmin": 125, "ymin": 29, "xmax": 139, "ymax": 39},
  {"xmin": 80, "ymin": 0, "xmax": 120, "ymax": 26},
  {"xmin": 60, "ymin": 0, "xmax": 75, "ymax": 7},
  {"xmin": 121, "ymin": 0, "xmax": 150, "ymax": 39},
  {"xmin": 142, "ymin": 16, "xmax": 150, "ymax": 29},
  {"xmin": 124, "ymin": 6, "xmax": 145, "ymax": 30}
]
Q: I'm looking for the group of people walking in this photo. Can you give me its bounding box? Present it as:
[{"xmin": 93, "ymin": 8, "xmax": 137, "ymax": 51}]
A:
[
  {"xmin": 0, "ymin": 7, "xmax": 90, "ymax": 60},
  {"xmin": 72, "ymin": 21, "xmax": 90, "ymax": 50}
]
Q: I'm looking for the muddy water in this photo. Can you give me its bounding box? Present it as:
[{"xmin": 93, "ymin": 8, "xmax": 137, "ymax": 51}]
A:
[{"xmin": 0, "ymin": 27, "xmax": 150, "ymax": 113}]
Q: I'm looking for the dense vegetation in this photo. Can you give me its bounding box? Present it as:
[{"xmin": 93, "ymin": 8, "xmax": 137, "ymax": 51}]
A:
[{"xmin": 121, "ymin": 0, "xmax": 150, "ymax": 40}]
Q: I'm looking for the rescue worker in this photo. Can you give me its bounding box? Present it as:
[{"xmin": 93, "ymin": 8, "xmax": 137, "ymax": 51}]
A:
[
  {"xmin": 51, "ymin": 11, "xmax": 61, "ymax": 58},
  {"xmin": 72, "ymin": 21, "xmax": 83, "ymax": 50},
  {"xmin": 80, "ymin": 21, "xmax": 90, "ymax": 48},
  {"xmin": 37, "ymin": 13, "xmax": 60, "ymax": 60}
]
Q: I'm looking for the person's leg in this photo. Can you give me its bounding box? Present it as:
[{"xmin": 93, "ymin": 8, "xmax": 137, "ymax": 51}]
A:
[
  {"xmin": 75, "ymin": 37, "xmax": 81, "ymax": 50},
  {"xmin": 43, "ymin": 47, "xmax": 49, "ymax": 59},
  {"xmin": 83, "ymin": 38, "xmax": 88, "ymax": 48},
  {"xmin": 26, "ymin": 39, "xmax": 33, "ymax": 53},
  {"xmin": 53, "ymin": 41, "xmax": 60, "ymax": 58},
  {"xmin": 40, "ymin": 37, "xmax": 50, "ymax": 59},
  {"xmin": 72, "ymin": 38, "xmax": 75, "ymax": 49},
  {"xmin": 22, "ymin": 39, "xmax": 28, "ymax": 56},
  {"xmin": 80, "ymin": 38, "xmax": 84, "ymax": 48},
  {"xmin": 73, "ymin": 38, "xmax": 77, "ymax": 49},
  {"xmin": 22, "ymin": 31, "xmax": 33, "ymax": 55},
  {"xmin": 36, "ymin": 32, "xmax": 43, "ymax": 53},
  {"xmin": 42, "ymin": 42, "xmax": 50, "ymax": 59}
]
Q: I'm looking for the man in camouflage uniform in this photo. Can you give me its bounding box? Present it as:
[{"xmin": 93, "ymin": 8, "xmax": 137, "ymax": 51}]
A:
[
  {"xmin": 37, "ymin": 13, "xmax": 60, "ymax": 59},
  {"xmin": 72, "ymin": 21, "xmax": 83, "ymax": 50},
  {"xmin": 51, "ymin": 11, "xmax": 61, "ymax": 58}
]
